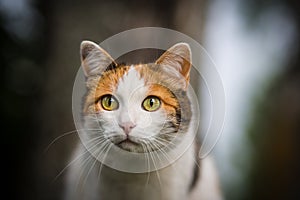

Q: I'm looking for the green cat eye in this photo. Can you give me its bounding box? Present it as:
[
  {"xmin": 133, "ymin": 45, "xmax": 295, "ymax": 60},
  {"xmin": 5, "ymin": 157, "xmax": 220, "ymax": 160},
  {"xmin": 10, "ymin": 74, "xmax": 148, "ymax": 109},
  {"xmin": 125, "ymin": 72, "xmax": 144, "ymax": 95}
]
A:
[
  {"xmin": 100, "ymin": 95, "xmax": 119, "ymax": 111},
  {"xmin": 142, "ymin": 96, "xmax": 161, "ymax": 112}
]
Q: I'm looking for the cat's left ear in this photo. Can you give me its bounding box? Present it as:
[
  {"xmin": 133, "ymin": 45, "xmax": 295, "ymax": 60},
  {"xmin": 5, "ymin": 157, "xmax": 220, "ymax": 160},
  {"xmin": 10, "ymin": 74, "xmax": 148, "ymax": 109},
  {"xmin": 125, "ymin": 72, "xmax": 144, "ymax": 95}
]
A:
[
  {"xmin": 156, "ymin": 43, "xmax": 192, "ymax": 86},
  {"xmin": 80, "ymin": 40, "xmax": 117, "ymax": 76}
]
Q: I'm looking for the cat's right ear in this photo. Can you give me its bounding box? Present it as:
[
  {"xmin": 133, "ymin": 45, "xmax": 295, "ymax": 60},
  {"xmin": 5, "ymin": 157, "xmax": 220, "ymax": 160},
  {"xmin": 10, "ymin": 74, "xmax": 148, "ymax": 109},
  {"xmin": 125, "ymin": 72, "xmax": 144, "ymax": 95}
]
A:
[{"xmin": 80, "ymin": 41, "xmax": 116, "ymax": 76}]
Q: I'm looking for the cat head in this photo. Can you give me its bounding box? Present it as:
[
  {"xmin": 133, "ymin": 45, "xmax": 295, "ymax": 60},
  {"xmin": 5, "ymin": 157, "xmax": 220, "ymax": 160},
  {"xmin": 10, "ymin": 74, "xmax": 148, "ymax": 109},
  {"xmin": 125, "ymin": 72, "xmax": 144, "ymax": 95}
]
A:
[{"xmin": 80, "ymin": 41, "xmax": 192, "ymax": 153}]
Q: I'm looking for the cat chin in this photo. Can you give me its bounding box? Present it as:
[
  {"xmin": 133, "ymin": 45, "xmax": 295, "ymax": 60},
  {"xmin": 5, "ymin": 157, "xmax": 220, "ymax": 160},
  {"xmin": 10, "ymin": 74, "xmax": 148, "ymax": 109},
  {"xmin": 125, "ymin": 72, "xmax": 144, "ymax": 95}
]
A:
[
  {"xmin": 116, "ymin": 139, "xmax": 144, "ymax": 152},
  {"xmin": 108, "ymin": 134, "xmax": 145, "ymax": 152}
]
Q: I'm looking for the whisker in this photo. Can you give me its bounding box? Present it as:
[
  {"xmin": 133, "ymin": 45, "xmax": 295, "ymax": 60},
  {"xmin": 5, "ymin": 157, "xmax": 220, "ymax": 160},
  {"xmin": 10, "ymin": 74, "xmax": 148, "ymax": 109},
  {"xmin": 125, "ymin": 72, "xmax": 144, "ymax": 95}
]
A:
[
  {"xmin": 83, "ymin": 136, "xmax": 107, "ymax": 147},
  {"xmin": 76, "ymin": 153, "xmax": 94, "ymax": 193},
  {"xmin": 153, "ymin": 138, "xmax": 178, "ymax": 159},
  {"xmin": 148, "ymin": 142, "xmax": 164, "ymax": 166},
  {"xmin": 145, "ymin": 143, "xmax": 162, "ymax": 191},
  {"xmin": 75, "ymin": 139, "xmax": 110, "ymax": 192},
  {"xmin": 82, "ymin": 141, "xmax": 112, "ymax": 189},
  {"xmin": 52, "ymin": 148, "xmax": 90, "ymax": 183},
  {"xmin": 97, "ymin": 142, "xmax": 113, "ymax": 183},
  {"xmin": 140, "ymin": 142, "xmax": 151, "ymax": 188},
  {"xmin": 152, "ymin": 139, "xmax": 177, "ymax": 171},
  {"xmin": 154, "ymin": 137, "xmax": 177, "ymax": 148},
  {"xmin": 44, "ymin": 129, "xmax": 79, "ymax": 153},
  {"xmin": 44, "ymin": 128, "xmax": 106, "ymax": 153},
  {"xmin": 52, "ymin": 135, "xmax": 108, "ymax": 183},
  {"xmin": 147, "ymin": 139, "xmax": 178, "ymax": 174}
]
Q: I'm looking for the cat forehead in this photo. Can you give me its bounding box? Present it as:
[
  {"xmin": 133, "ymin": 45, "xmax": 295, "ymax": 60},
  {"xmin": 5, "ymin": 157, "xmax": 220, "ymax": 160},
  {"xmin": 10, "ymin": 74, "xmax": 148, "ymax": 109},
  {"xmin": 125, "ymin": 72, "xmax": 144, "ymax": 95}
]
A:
[{"xmin": 115, "ymin": 65, "xmax": 147, "ymax": 96}]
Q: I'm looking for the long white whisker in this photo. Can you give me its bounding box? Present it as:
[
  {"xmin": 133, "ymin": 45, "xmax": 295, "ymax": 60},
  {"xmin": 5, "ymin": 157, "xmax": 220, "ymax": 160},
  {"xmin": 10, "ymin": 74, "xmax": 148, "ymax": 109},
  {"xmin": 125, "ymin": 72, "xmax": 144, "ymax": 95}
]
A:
[
  {"xmin": 44, "ymin": 128, "xmax": 107, "ymax": 152},
  {"xmin": 152, "ymin": 139, "xmax": 178, "ymax": 171},
  {"xmin": 155, "ymin": 137, "xmax": 177, "ymax": 148},
  {"xmin": 82, "ymin": 141, "xmax": 111, "ymax": 189},
  {"xmin": 97, "ymin": 142, "xmax": 113, "ymax": 183},
  {"xmin": 145, "ymin": 143, "xmax": 162, "ymax": 192},
  {"xmin": 75, "ymin": 138, "xmax": 110, "ymax": 192},
  {"xmin": 140, "ymin": 142, "xmax": 151, "ymax": 188},
  {"xmin": 52, "ymin": 149, "xmax": 89, "ymax": 183},
  {"xmin": 148, "ymin": 142, "xmax": 165, "ymax": 168},
  {"xmin": 52, "ymin": 135, "xmax": 108, "ymax": 183},
  {"xmin": 44, "ymin": 130, "xmax": 79, "ymax": 153},
  {"xmin": 76, "ymin": 153, "xmax": 94, "ymax": 193}
]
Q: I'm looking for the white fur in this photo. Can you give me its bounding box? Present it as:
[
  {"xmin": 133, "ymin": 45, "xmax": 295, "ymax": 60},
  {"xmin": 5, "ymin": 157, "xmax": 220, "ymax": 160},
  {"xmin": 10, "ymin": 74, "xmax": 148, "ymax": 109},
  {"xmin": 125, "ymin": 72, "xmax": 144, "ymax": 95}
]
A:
[
  {"xmin": 66, "ymin": 66, "xmax": 222, "ymax": 200},
  {"xmin": 81, "ymin": 41, "xmax": 116, "ymax": 76},
  {"xmin": 99, "ymin": 66, "xmax": 167, "ymax": 143},
  {"xmin": 65, "ymin": 141, "xmax": 222, "ymax": 200},
  {"xmin": 190, "ymin": 157, "xmax": 223, "ymax": 200}
]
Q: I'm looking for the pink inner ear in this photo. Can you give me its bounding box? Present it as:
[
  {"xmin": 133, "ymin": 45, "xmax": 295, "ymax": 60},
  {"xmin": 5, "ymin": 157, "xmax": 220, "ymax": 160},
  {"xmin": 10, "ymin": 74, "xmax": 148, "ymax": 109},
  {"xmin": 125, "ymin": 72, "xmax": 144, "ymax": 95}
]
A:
[
  {"xmin": 80, "ymin": 41, "xmax": 117, "ymax": 76},
  {"xmin": 180, "ymin": 56, "xmax": 191, "ymax": 82},
  {"xmin": 81, "ymin": 43, "xmax": 95, "ymax": 61},
  {"xmin": 155, "ymin": 43, "xmax": 192, "ymax": 84}
]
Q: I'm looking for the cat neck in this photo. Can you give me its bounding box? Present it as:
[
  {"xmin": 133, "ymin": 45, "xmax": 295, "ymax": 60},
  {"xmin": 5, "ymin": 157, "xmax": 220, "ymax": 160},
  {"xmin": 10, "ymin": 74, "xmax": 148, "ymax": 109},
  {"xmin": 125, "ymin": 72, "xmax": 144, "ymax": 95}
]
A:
[{"xmin": 97, "ymin": 144, "xmax": 196, "ymax": 200}]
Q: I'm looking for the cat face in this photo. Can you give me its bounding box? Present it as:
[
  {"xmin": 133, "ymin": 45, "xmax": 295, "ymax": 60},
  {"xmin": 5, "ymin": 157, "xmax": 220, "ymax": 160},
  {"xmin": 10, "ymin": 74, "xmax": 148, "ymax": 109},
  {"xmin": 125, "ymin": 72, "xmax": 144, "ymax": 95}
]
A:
[{"xmin": 80, "ymin": 41, "xmax": 192, "ymax": 153}]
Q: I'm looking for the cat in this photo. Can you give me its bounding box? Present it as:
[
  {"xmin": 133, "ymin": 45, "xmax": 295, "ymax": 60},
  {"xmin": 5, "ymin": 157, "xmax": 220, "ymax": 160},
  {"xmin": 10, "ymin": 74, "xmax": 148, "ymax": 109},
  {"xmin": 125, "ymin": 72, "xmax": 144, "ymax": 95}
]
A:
[{"xmin": 65, "ymin": 41, "xmax": 222, "ymax": 200}]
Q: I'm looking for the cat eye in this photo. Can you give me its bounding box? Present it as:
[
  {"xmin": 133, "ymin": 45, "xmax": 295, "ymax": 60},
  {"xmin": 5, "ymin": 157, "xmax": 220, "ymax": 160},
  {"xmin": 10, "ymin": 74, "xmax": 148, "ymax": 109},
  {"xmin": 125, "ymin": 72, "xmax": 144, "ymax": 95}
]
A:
[
  {"xmin": 100, "ymin": 95, "xmax": 119, "ymax": 111},
  {"xmin": 142, "ymin": 96, "xmax": 161, "ymax": 112}
]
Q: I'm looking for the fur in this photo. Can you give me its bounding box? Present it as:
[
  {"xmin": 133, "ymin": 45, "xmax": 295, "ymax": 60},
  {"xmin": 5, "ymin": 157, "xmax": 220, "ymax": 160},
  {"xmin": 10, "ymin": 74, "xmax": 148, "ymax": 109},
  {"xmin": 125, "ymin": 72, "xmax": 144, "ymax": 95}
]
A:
[{"xmin": 65, "ymin": 41, "xmax": 222, "ymax": 200}]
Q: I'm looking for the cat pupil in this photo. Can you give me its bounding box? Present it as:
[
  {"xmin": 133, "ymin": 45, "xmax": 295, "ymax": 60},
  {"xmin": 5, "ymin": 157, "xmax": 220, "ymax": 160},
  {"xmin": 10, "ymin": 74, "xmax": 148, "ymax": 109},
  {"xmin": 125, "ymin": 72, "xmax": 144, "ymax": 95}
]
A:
[
  {"xmin": 108, "ymin": 98, "xmax": 112, "ymax": 106},
  {"xmin": 149, "ymin": 99, "xmax": 154, "ymax": 107}
]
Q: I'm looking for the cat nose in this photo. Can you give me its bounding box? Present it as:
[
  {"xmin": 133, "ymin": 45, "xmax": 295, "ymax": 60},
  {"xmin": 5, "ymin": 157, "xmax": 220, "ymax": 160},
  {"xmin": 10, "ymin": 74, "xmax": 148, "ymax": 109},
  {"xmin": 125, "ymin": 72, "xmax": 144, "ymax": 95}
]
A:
[{"xmin": 119, "ymin": 122, "xmax": 136, "ymax": 135}]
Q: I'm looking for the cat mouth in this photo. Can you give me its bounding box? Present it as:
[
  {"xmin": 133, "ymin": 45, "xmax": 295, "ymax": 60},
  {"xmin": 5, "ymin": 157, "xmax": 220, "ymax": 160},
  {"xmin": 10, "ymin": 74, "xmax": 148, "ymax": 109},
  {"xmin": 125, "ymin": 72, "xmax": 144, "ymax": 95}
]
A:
[
  {"xmin": 117, "ymin": 138, "xmax": 138, "ymax": 146},
  {"xmin": 115, "ymin": 138, "xmax": 141, "ymax": 152}
]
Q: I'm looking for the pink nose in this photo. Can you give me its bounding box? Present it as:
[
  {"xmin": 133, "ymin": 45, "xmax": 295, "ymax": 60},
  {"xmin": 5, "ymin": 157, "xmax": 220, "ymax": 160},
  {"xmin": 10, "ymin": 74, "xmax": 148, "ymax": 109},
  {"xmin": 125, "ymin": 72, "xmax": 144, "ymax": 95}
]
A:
[{"xmin": 119, "ymin": 122, "xmax": 136, "ymax": 135}]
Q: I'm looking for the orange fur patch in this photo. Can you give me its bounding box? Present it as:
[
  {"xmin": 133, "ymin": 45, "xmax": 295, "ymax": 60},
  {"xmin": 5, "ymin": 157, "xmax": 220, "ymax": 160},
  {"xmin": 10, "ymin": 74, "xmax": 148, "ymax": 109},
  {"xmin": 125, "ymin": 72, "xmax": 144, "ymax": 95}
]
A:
[
  {"xmin": 135, "ymin": 64, "xmax": 180, "ymax": 116},
  {"xmin": 84, "ymin": 64, "xmax": 181, "ymax": 116},
  {"xmin": 84, "ymin": 66, "xmax": 129, "ymax": 113},
  {"xmin": 147, "ymin": 84, "xmax": 178, "ymax": 115}
]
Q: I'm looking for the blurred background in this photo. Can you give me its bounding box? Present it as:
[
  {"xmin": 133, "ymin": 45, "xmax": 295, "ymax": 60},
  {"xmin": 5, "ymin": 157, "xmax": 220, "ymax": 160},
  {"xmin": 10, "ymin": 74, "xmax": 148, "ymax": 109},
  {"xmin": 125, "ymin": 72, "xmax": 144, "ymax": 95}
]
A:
[{"xmin": 1, "ymin": 0, "xmax": 299, "ymax": 199}]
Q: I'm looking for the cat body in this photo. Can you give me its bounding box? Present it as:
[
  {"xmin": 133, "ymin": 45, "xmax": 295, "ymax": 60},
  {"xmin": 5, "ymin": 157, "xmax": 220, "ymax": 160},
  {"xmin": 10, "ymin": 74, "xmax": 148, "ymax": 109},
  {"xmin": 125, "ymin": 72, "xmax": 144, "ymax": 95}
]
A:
[
  {"xmin": 66, "ymin": 143, "xmax": 221, "ymax": 200},
  {"xmin": 65, "ymin": 41, "xmax": 222, "ymax": 200}
]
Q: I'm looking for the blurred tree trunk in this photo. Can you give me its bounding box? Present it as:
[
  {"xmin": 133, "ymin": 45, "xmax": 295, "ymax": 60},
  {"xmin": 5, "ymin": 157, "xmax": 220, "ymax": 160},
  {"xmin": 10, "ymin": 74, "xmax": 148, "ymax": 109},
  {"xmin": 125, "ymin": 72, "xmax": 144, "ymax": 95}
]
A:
[
  {"xmin": 245, "ymin": 61, "xmax": 300, "ymax": 200},
  {"xmin": 244, "ymin": 0, "xmax": 300, "ymax": 199},
  {"xmin": 36, "ymin": 0, "xmax": 208, "ymax": 199}
]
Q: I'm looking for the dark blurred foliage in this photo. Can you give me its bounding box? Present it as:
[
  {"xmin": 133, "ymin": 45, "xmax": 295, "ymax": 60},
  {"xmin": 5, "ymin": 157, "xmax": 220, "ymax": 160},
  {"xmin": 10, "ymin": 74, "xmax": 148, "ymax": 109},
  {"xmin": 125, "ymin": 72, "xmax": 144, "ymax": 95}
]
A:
[
  {"xmin": 244, "ymin": 68, "xmax": 300, "ymax": 199},
  {"xmin": 2, "ymin": 0, "xmax": 300, "ymax": 199},
  {"xmin": 240, "ymin": 0, "xmax": 300, "ymax": 26},
  {"xmin": 1, "ymin": 0, "xmax": 207, "ymax": 199},
  {"xmin": 239, "ymin": 0, "xmax": 300, "ymax": 199},
  {"xmin": 0, "ymin": 1, "xmax": 48, "ymax": 199}
]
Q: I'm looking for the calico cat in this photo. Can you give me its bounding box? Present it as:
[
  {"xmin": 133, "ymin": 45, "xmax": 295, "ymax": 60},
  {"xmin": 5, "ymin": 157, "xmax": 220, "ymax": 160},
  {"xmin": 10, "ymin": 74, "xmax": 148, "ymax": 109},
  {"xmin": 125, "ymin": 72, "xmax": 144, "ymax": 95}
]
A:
[{"xmin": 65, "ymin": 41, "xmax": 222, "ymax": 200}]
